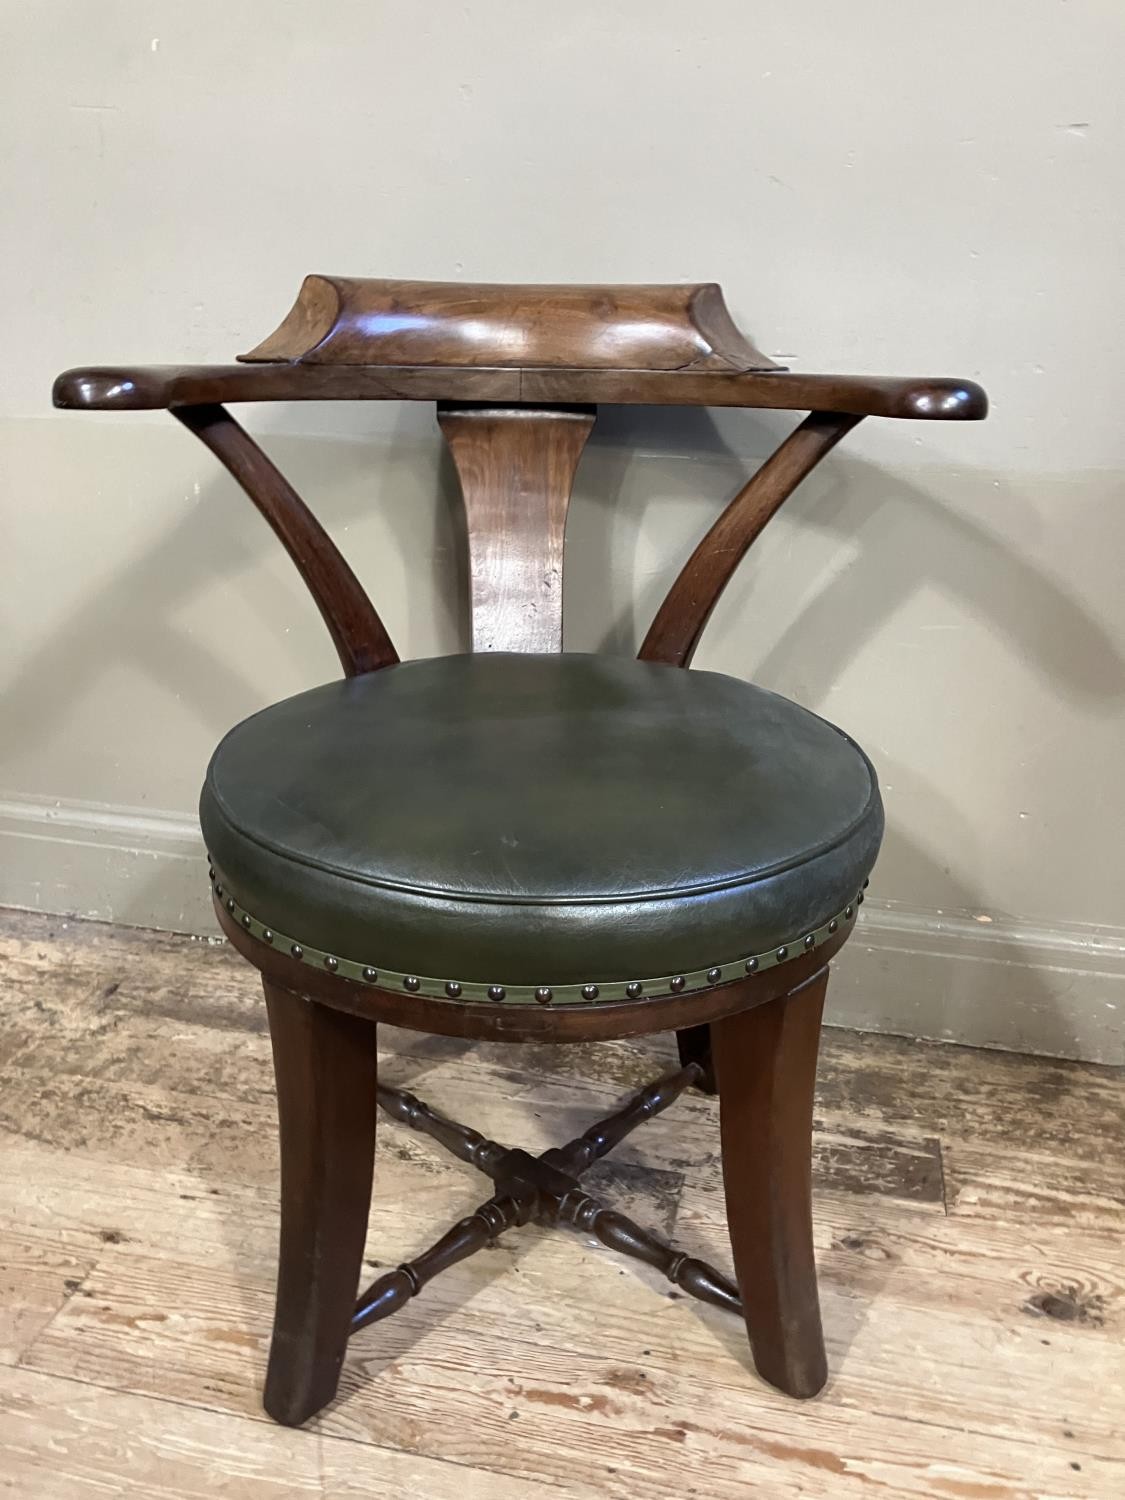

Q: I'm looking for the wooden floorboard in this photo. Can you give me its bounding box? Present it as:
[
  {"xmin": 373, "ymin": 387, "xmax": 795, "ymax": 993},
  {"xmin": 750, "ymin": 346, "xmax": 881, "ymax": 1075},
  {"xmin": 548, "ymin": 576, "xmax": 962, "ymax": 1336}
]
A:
[{"xmin": 0, "ymin": 907, "xmax": 1121, "ymax": 1498}]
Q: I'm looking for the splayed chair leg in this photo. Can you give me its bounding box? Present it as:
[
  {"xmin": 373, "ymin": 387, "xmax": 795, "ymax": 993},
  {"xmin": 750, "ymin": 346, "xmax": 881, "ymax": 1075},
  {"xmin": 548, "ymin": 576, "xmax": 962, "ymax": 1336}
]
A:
[
  {"xmin": 713, "ymin": 969, "xmax": 829, "ymax": 1398},
  {"xmin": 262, "ymin": 982, "xmax": 378, "ymax": 1426}
]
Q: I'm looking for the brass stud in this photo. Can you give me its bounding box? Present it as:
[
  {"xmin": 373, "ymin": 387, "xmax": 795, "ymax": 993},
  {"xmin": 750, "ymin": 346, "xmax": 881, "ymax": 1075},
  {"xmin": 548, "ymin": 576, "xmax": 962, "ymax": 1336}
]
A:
[
  {"xmin": 204, "ymin": 907, "xmax": 862, "ymax": 1002},
  {"xmin": 208, "ymin": 867, "xmax": 215, "ymax": 882},
  {"xmin": 863, "ymin": 877, "xmax": 870, "ymax": 889},
  {"xmin": 857, "ymin": 891, "xmax": 865, "ymax": 905},
  {"xmin": 214, "ymin": 884, "xmax": 223, "ymax": 899}
]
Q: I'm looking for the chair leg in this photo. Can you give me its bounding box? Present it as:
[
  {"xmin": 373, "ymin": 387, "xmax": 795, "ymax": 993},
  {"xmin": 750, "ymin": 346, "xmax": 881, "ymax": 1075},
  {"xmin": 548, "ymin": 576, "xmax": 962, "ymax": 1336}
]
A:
[
  {"xmin": 676, "ymin": 1023, "xmax": 718, "ymax": 1094},
  {"xmin": 712, "ymin": 967, "xmax": 828, "ymax": 1399},
  {"xmin": 261, "ymin": 981, "xmax": 378, "ymax": 1426}
]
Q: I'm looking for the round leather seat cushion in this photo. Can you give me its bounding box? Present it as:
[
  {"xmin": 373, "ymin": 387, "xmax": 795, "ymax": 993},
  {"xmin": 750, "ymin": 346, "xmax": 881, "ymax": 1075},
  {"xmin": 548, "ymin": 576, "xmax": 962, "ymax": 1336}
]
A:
[{"xmin": 201, "ymin": 653, "xmax": 882, "ymax": 987}]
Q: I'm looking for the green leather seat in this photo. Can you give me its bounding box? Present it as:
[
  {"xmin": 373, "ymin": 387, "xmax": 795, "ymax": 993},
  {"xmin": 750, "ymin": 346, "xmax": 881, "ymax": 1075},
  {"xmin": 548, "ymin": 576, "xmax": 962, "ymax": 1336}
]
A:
[{"xmin": 201, "ymin": 653, "xmax": 882, "ymax": 1002}]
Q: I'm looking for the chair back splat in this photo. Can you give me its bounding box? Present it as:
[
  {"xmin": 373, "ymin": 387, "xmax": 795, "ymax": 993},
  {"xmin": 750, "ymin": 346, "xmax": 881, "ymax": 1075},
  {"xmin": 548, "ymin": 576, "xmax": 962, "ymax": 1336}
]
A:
[
  {"xmin": 52, "ymin": 277, "xmax": 987, "ymax": 1430},
  {"xmin": 438, "ymin": 401, "xmax": 595, "ymax": 653}
]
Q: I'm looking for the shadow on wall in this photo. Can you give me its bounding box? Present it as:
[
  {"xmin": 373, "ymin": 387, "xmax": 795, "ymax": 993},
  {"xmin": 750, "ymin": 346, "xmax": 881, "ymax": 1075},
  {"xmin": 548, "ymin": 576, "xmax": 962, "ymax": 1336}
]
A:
[
  {"xmin": 6, "ymin": 401, "xmax": 1125, "ymax": 1063},
  {"xmin": 578, "ymin": 402, "xmax": 1124, "ymax": 708},
  {"xmin": 575, "ymin": 404, "xmax": 1125, "ymax": 1061}
]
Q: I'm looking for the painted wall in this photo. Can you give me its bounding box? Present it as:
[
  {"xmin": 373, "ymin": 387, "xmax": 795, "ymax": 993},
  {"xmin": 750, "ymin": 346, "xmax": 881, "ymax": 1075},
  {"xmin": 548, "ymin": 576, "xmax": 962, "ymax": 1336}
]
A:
[{"xmin": 3, "ymin": 2, "xmax": 1123, "ymax": 1059}]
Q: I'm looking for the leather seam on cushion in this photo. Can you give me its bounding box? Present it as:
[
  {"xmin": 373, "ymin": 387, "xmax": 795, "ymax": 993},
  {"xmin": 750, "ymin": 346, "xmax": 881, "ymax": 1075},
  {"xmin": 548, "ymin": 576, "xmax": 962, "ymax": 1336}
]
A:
[{"xmin": 202, "ymin": 750, "xmax": 880, "ymax": 908}]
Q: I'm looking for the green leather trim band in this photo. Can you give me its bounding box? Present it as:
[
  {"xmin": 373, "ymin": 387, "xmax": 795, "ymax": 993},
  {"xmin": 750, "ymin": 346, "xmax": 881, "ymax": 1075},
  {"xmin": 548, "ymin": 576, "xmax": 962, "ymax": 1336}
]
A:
[{"xmin": 209, "ymin": 861, "xmax": 866, "ymax": 1007}]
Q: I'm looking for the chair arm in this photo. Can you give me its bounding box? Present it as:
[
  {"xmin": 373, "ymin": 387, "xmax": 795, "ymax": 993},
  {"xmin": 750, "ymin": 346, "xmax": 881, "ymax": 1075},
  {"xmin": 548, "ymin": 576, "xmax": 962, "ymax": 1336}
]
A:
[{"xmin": 52, "ymin": 364, "xmax": 987, "ymax": 419}]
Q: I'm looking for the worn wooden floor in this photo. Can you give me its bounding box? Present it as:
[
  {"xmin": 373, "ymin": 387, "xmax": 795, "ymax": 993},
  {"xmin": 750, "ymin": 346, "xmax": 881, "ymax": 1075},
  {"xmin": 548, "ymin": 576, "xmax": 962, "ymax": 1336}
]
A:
[{"xmin": 0, "ymin": 908, "xmax": 1121, "ymax": 1498}]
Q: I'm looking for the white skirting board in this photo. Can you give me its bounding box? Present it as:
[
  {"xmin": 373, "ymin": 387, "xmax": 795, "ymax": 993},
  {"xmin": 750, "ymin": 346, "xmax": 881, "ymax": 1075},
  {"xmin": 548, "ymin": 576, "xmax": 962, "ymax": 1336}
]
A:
[
  {"xmin": 0, "ymin": 794, "xmax": 211, "ymax": 938},
  {"xmin": 1, "ymin": 792, "xmax": 1122, "ymax": 1066}
]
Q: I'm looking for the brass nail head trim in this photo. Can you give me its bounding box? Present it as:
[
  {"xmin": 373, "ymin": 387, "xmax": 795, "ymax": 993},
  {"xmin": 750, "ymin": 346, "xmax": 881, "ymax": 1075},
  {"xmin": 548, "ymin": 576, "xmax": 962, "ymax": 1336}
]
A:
[{"xmin": 208, "ymin": 861, "xmax": 866, "ymax": 1009}]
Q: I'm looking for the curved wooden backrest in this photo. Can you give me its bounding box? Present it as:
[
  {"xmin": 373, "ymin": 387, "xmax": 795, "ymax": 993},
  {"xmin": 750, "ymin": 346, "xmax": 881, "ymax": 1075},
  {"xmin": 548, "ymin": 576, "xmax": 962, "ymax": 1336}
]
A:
[
  {"xmin": 239, "ymin": 276, "xmax": 781, "ymax": 372},
  {"xmin": 52, "ymin": 277, "xmax": 987, "ymax": 673}
]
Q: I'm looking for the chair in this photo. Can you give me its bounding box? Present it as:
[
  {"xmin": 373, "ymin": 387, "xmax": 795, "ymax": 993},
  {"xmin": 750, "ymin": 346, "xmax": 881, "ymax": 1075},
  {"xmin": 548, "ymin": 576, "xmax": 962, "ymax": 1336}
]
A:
[{"xmin": 54, "ymin": 277, "xmax": 986, "ymax": 1427}]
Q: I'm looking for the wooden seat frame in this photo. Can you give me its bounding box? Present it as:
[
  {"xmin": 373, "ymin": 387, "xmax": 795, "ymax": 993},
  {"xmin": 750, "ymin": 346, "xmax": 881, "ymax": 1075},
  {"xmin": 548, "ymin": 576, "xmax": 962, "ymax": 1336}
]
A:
[{"xmin": 54, "ymin": 278, "xmax": 986, "ymax": 1426}]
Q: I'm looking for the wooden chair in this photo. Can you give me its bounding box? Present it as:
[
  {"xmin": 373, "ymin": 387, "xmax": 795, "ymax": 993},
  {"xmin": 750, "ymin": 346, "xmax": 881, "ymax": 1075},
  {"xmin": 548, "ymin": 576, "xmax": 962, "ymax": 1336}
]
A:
[{"xmin": 54, "ymin": 278, "xmax": 986, "ymax": 1427}]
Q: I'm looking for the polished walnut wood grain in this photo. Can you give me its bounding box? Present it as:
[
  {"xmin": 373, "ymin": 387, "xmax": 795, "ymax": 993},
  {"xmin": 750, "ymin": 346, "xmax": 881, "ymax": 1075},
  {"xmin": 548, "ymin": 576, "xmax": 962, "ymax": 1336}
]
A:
[
  {"xmin": 54, "ymin": 361, "xmax": 987, "ymax": 419},
  {"xmin": 522, "ymin": 366, "xmax": 986, "ymax": 417},
  {"xmin": 714, "ymin": 966, "xmax": 830, "ymax": 1399},
  {"xmin": 240, "ymin": 276, "xmax": 780, "ymax": 371},
  {"xmin": 351, "ymin": 1062, "xmax": 740, "ymax": 1340},
  {"xmin": 375, "ymin": 1083, "xmax": 509, "ymax": 1174},
  {"xmin": 438, "ymin": 403, "xmax": 594, "ymax": 651},
  {"xmin": 641, "ymin": 411, "xmax": 861, "ymax": 667},
  {"xmin": 351, "ymin": 1193, "xmax": 525, "ymax": 1334},
  {"xmin": 55, "ymin": 275, "xmax": 986, "ymax": 415},
  {"xmin": 174, "ymin": 404, "xmax": 396, "ymax": 677},
  {"xmin": 261, "ymin": 982, "xmax": 379, "ymax": 1427},
  {"xmin": 559, "ymin": 1194, "xmax": 742, "ymax": 1313},
  {"xmin": 546, "ymin": 1060, "xmax": 704, "ymax": 1174}
]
